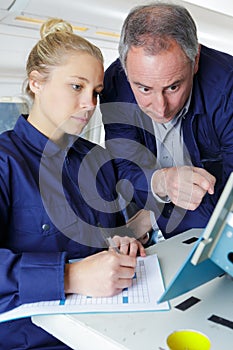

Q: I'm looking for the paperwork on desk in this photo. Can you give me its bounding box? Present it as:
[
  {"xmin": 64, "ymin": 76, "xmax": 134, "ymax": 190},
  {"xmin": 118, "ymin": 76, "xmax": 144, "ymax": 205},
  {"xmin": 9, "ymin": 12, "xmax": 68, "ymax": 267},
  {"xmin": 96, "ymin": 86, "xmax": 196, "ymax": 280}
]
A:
[{"xmin": 0, "ymin": 254, "xmax": 169, "ymax": 322}]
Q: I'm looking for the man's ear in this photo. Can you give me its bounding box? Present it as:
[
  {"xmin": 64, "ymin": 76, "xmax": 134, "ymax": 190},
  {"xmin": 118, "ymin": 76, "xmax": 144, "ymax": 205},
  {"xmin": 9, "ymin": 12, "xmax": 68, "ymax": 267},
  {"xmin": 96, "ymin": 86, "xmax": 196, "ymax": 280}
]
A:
[
  {"xmin": 29, "ymin": 70, "xmax": 44, "ymax": 94},
  {"xmin": 194, "ymin": 44, "xmax": 201, "ymax": 74}
]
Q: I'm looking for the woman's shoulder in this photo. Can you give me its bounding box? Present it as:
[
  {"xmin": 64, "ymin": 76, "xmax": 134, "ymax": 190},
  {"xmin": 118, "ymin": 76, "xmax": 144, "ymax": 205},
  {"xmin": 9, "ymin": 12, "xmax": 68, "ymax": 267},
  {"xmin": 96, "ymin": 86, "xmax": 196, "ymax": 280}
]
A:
[
  {"xmin": 0, "ymin": 130, "xmax": 15, "ymax": 154},
  {"xmin": 73, "ymin": 137, "xmax": 110, "ymax": 158}
]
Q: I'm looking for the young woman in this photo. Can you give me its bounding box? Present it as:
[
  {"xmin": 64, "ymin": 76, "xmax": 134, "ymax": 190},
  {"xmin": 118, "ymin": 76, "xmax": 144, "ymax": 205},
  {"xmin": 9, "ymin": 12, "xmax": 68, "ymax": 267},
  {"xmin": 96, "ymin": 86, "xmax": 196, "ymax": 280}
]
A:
[{"xmin": 0, "ymin": 18, "xmax": 145, "ymax": 349}]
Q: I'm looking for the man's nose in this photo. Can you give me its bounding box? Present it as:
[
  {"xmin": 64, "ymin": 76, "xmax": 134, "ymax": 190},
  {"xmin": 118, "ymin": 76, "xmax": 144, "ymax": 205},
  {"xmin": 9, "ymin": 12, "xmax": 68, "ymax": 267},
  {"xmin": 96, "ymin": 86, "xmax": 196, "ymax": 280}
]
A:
[{"xmin": 152, "ymin": 93, "xmax": 167, "ymax": 116}]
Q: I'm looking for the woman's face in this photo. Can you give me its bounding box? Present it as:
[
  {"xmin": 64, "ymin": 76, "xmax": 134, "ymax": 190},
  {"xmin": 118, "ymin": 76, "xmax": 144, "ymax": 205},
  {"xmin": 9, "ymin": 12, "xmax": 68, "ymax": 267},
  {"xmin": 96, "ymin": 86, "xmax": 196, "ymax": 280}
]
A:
[{"xmin": 29, "ymin": 53, "xmax": 104, "ymax": 142}]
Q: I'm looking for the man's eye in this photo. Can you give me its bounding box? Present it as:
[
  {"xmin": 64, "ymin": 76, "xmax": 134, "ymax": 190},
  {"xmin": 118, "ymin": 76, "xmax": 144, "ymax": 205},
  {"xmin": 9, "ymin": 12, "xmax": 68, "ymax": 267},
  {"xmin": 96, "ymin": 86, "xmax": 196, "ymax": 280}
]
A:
[
  {"xmin": 168, "ymin": 85, "xmax": 178, "ymax": 92},
  {"xmin": 139, "ymin": 86, "xmax": 150, "ymax": 93}
]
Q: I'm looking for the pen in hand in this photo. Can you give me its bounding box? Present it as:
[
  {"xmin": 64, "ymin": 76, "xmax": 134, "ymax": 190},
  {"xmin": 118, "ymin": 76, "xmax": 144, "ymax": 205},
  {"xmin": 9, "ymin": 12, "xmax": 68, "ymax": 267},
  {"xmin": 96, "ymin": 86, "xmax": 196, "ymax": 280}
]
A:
[{"xmin": 97, "ymin": 222, "xmax": 121, "ymax": 254}]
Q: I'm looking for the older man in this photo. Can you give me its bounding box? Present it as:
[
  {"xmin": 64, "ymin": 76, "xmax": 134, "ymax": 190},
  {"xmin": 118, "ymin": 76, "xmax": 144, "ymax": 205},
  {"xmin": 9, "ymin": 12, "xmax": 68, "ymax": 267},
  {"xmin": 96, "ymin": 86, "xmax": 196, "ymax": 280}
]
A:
[{"xmin": 100, "ymin": 2, "xmax": 233, "ymax": 239}]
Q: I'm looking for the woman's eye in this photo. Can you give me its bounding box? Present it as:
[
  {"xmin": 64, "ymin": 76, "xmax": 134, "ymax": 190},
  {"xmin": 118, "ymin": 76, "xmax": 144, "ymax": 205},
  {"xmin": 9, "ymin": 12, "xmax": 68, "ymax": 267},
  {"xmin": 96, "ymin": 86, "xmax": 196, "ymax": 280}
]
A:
[{"xmin": 72, "ymin": 84, "xmax": 82, "ymax": 91}]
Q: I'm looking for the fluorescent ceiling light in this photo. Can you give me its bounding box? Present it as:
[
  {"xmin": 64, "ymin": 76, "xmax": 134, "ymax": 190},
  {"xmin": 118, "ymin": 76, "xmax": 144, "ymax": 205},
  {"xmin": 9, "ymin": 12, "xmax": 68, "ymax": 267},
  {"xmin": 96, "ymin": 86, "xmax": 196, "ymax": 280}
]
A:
[
  {"xmin": 95, "ymin": 30, "xmax": 119, "ymax": 38},
  {"xmin": 14, "ymin": 16, "xmax": 120, "ymax": 38},
  {"xmin": 15, "ymin": 16, "xmax": 88, "ymax": 31}
]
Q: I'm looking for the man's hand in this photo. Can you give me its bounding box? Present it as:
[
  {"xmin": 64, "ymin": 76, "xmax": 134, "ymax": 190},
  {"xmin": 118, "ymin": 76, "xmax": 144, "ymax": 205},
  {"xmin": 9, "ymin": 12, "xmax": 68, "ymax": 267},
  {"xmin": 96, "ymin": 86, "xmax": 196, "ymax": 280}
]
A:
[{"xmin": 152, "ymin": 166, "xmax": 216, "ymax": 210}]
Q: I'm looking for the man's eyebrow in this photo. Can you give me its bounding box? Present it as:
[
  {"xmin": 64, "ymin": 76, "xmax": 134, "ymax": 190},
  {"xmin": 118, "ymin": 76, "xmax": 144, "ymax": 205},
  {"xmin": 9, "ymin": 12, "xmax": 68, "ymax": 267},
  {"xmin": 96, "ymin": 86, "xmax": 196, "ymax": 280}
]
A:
[
  {"xmin": 132, "ymin": 78, "xmax": 184, "ymax": 89},
  {"xmin": 132, "ymin": 81, "xmax": 151, "ymax": 88},
  {"xmin": 163, "ymin": 79, "xmax": 184, "ymax": 89}
]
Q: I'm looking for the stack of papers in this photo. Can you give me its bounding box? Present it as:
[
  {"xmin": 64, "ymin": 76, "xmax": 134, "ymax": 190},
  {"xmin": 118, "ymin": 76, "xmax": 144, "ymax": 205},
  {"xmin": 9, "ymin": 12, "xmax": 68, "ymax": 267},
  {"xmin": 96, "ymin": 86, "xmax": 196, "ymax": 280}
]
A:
[{"xmin": 0, "ymin": 254, "xmax": 169, "ymax": 323}]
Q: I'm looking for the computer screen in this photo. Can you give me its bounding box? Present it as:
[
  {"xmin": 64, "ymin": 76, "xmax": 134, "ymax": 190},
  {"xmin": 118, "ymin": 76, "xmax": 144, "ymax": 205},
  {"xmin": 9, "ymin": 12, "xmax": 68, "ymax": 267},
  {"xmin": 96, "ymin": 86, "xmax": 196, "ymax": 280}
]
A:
[{"xmin": 158, "ymin": 172, "xmax": 233, "ymax": 303}]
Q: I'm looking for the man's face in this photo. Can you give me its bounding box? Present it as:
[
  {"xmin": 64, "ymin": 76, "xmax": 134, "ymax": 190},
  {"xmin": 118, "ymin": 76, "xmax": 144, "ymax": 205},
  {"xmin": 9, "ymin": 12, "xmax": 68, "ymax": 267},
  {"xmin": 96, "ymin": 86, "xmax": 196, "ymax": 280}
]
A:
[{"xmin": 126, "ymin": 41, "xmax": 199, "ymax": 124}]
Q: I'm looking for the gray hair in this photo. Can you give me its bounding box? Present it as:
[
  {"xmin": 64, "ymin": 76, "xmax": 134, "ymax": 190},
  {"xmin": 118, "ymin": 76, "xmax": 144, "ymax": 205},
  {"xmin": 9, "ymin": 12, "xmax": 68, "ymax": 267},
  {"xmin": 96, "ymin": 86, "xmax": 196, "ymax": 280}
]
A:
[{"xmin": 119, "ymin": 2, "xmax": 198, "ymax": 71}]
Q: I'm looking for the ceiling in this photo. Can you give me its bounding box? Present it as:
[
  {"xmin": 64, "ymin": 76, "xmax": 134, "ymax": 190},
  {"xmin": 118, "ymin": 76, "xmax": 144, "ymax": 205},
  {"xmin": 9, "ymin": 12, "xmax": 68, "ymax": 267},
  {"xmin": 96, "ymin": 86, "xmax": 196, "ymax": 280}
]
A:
[{"xmin": 0, "ymin": 0, "xmax": 232, "ymax": 79}]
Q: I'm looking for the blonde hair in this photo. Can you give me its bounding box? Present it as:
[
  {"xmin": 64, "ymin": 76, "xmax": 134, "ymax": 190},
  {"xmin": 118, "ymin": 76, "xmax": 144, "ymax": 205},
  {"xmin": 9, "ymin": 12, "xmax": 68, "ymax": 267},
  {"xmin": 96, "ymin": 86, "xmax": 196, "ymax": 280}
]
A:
[{"xmin": 25, "ymin": 18, "xmax": 103, "ymax": 99}]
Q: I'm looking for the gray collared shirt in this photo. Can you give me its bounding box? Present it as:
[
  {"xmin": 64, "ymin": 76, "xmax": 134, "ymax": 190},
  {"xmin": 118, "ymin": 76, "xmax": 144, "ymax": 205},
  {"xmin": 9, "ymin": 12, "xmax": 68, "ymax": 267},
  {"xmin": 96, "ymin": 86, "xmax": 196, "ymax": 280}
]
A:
[
  {"xmin": 149, "ymin": 94, "xmax": 193, "ymax": 235},
  {"xmin": 152, "ymin": 93, "xmax": 193, "ymax": 169}
]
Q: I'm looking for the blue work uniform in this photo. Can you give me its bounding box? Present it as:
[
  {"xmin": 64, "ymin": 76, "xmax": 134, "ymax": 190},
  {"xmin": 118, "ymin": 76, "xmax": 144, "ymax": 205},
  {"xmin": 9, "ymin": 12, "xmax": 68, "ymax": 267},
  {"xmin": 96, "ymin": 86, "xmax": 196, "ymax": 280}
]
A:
[
  {"xmin": 100, "ymin": 45, "xmax": 233, "ymax": 238},
  {"xmin": 0, "ymin": 115, "xmax": 125, "ymax": 349}
]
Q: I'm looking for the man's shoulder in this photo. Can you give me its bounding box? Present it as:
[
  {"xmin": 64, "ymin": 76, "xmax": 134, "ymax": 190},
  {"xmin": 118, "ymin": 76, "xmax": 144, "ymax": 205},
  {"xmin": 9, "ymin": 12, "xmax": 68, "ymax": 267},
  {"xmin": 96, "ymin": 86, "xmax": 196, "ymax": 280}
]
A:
[
  {"xmin": 199, "ymin": 45, "xmax": 233, "ymax": 76},
  {"xmin": 105, "ymin": 57, "xmax": 123, "ymax": 74},
  {"xmin": 102, "ymin": 58, "xmax": 136, "ymax": 103},
  {"xmin": 196, "ymin": 45, "xmax": 233, "ymax": 96}
]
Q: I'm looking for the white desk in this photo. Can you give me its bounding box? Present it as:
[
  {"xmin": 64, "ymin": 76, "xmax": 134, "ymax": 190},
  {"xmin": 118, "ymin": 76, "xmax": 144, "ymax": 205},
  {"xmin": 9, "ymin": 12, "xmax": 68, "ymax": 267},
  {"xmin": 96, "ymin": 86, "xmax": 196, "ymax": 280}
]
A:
[{"xmin": 32, "ymin": 229, "xmax": 233, "ymax": 349}]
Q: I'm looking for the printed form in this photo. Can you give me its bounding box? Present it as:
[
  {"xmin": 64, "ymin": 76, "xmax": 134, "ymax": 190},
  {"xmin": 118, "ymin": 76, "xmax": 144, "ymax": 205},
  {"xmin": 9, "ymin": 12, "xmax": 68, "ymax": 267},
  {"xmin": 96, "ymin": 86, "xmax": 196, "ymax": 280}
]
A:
[{"xmin": 0, "ymin": 254, "xmax": 169, "ymax": 322}]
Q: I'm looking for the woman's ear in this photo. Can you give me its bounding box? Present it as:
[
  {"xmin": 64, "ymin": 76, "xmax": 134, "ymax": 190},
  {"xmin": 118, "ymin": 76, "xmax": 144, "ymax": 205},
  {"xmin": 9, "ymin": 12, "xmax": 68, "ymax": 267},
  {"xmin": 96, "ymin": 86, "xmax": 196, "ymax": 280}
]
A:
[{"xmin": 29, "ymin": 70, "xmax": 43, "ymax": 94}]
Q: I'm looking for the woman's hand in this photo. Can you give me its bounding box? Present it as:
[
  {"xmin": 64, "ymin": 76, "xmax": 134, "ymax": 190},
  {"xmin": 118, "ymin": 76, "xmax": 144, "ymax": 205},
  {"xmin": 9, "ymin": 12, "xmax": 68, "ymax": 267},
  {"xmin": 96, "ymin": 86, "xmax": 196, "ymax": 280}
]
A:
[
  {"xmin": 111, "ymin": 235, "xmax": 146, "ymax": 257},
  {"xmin": 64, "ymin": 249, "xmax": 137, "ymax": 297}
]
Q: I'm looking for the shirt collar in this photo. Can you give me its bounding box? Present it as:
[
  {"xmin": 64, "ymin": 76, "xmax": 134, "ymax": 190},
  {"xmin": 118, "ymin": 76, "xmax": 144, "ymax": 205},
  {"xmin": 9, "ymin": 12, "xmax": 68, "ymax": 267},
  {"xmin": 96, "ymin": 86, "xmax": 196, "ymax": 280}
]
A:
[
  {"xmin": 178, "ymin": 90, "xmax": 192, "ymax": 120},
  {"xmin": 14, "ymin": 115, "xmax": 77, "ymax": 157}
]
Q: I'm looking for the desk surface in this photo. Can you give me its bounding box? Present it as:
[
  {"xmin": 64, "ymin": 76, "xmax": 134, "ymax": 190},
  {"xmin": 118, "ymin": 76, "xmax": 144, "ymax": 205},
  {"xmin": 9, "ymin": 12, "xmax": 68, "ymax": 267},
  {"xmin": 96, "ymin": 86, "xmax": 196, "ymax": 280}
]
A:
[{"xmin": 32, "ymin": 229, "xmax": 233, "ymax": 349}]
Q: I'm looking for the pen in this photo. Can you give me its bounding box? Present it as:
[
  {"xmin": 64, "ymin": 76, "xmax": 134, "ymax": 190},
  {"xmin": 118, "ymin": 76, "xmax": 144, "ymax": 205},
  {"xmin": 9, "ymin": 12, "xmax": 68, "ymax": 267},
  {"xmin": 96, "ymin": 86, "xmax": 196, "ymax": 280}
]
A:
[{"xmin": 97, "ymin": 222, "xmax": 121, "ymax": 253}]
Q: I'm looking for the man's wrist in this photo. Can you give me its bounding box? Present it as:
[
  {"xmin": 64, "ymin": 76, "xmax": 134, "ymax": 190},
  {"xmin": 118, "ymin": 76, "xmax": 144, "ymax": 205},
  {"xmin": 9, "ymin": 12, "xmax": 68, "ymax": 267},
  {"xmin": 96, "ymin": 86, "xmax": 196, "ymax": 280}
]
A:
[{"xmin": 151, "ymin": 170, "xmax": 171, "ymax": 203}]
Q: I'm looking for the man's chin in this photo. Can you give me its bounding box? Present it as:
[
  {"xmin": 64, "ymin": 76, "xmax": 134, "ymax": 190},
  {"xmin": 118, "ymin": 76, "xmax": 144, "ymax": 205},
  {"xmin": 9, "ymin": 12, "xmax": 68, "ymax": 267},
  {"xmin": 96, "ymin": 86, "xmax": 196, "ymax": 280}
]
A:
[{"xmin": 147, "ymin": 113, "xmax": 173, "ymax": 124}]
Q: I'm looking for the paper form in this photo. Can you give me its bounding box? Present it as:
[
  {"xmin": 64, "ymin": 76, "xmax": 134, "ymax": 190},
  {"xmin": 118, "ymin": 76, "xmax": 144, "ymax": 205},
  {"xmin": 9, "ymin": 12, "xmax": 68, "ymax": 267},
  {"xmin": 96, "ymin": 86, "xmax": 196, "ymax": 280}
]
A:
[{"xmin": 0, "ymin": 254, "xmax": 169, "ymax": 323}]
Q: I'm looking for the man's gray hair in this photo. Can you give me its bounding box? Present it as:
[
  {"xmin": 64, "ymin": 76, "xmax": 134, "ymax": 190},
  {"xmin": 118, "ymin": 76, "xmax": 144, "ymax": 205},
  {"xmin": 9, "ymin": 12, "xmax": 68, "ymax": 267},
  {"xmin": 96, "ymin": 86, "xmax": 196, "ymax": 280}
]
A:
[{"xmin": 119, "ymin": 2, "xmax": 199, "ymax": 71}]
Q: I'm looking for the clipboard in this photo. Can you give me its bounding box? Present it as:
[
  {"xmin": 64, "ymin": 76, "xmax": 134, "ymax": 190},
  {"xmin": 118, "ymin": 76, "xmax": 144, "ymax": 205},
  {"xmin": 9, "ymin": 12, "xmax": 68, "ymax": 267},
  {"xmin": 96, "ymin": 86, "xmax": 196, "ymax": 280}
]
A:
[{"xmin": 158, "ymin": 172, "xmax": 233, "ymax": 303}]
